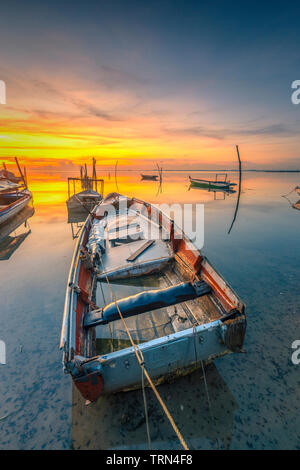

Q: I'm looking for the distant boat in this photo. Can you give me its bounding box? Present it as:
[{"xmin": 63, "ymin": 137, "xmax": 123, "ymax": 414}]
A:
[
  {"xmin": 141, "ymin": 174, "xmax": 158, "ymax": 181},
  {"xmin": 0, "ymin": 180, "xmax": 32, "ymax": 226},
  {"xmin": 60, "ymin": 192, "xmax": 246, "ymax": 403},
  {"xmin": 189, "ymin": 174, "xmax": 236, "ymax": 190}
]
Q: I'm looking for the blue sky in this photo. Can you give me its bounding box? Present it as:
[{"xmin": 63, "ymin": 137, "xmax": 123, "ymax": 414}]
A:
[{"xmin": 0, "ymin": 1, "xmax": 300, "ymax": 169}]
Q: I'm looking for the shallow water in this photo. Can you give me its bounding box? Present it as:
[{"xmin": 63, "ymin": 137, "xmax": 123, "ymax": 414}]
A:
[{"xmin": 0, "ymin": 171, "xmax": 299, "ymax": 450}]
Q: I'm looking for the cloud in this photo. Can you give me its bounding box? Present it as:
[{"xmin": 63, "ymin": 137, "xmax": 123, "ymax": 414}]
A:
[{"xmin": 164, "ymin": 123, "xmax": 296, "ymax": 140}]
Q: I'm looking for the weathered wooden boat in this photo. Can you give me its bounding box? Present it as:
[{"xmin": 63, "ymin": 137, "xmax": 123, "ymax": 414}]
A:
[
  {"xmin": 141, "ymin": 174, "xmax": 158, "ymax": 181},
  {"xmin": 66, "ymin": 159, "xmax": 104, "ymax": 212},
  {"xmin": 189, "ymin": 174, "xmax": 236, "ymax": 190},
  {"xmin": 60, "ymin": 192, "xmax": 246, "ymax": 403},
  {"xmin": 0, "ymin": 181, "xmax": 32, "ymax": 226}
]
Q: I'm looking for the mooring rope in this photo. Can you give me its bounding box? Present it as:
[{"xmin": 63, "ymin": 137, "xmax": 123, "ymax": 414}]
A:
[
  {"xmin": 98, "ymin": 254, "xmax": 189, "ymax": 450},
  {"xmin": 141, "ymin": 363, "xmax": 152, "ymax": 450},
  {"xmin": 192, "ymin": 317, "xmax": 219, "ymax": 449}
]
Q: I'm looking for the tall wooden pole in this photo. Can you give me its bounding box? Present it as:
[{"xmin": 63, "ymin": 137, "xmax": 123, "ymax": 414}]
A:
[
  {"xmin": 24, "ymin": 166, "xmax": 27, "ymax": 187},
  {"xmin": 15, "ymin": 157, "xmax": 27, "ymax": 188}
]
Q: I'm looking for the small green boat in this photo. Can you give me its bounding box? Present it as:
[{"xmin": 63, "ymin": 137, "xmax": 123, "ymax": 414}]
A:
[{"xmin": 189, "ymin": 174, "xmax": 236, "ymax": 190}]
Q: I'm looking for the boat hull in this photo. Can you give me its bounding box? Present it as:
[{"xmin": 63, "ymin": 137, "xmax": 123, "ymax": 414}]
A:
[
  {"xmin": 189, "ymin": 178, "xmax": 233, "ymax": 190},
  {"xmin": 0, "ymin": 191, "xmax": 32, "ymax": 226},
  {"xmin": 66, "ymin": 199, "xmax": 99, "ymax": 212},
  {"xmin": 66, "ymin": 191, "xmax": 103, "ymax": 212},
  {"xmin": 141, "ymin": 174, "xmax": 158, "ymax": 181},
  {"xmin": 73, "ymin": 314, "xmax": 245, "ymax": 397}
]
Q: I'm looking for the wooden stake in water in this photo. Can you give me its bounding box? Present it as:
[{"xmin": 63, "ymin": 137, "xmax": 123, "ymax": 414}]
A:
[{"xmin": 228, "ymin": 145, "xmax": 242, "ymax": 234}]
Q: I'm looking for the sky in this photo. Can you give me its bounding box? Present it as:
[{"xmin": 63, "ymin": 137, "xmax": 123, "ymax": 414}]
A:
[{"xmin": 0, "ymin": 0, "xmax": 300, "ymax": 171}]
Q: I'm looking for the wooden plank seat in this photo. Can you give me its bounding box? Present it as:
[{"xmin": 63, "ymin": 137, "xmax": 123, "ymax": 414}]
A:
[
  {"xmin": 84, "ymin": 280, "xmax": 211, "ymax": 328},
  {"xmin": 126, "ymin": 240, "xmax": 155, "ymax": 262}
]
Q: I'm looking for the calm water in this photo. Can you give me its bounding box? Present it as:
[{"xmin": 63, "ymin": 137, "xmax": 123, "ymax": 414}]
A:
[{"xmin": 0, "ymin": 171, "xmax": 299, "ymax": 450}]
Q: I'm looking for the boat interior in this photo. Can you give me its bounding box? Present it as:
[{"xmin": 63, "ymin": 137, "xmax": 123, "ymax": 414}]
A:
[
  {"xmin": 94, "ymin": 263, "xmax": 223, "ymax": 356},
  {"xmin": 84, "ymin": 198, "xmax": 227, "ymax": 357}
]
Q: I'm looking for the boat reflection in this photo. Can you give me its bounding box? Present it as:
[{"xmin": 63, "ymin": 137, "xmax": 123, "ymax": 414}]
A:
[
  {"xmin": 67, "ymin": 207, "xmax": 88, "ymax": 239},
  {"xmin": 188, "ymin": 184, "xmax": 236, "ymax": 200},
  {"xmin": 0, "ymin": 206, "xmax": 34, "ymax": 260},
  {"xmin": 71, "ymin": 363, "xmax": 238, "ymax": 450}
]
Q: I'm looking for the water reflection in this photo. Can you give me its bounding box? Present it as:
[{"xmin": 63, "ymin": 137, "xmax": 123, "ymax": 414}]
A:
[
  {"xmin": 0, "ymin": 206, "xmax": 34, "ymax": 260},
  {"xmin": 188, "ymin": 184, "xmax": 236, "ymax": 200},
  {"xmin": 71, "ymin": 364, "xmax": 238, "ymax": 450},
  {"xmin": 67, "ymin": 207, "xmax": 88, "ymax": 239},
  {"xmin": 0, "ymin": 170, "xmax": 299, "ymax": 449}
]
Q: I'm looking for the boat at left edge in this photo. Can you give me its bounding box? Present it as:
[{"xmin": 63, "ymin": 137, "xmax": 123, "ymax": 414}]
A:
[{"xmin": 0, "ymin": 185, "xmax": 32, "ymax": 226}]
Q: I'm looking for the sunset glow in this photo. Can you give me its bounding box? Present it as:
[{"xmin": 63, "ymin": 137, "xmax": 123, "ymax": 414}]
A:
[{"xmin": 1, "ymin": 2, "xmax": 300, "ymax": 173}]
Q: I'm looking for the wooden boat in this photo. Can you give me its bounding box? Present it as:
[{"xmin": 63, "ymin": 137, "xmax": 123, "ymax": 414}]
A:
[
  {"xmin": 60, "ymin": 193, "xmax": 246, "ymax": 403},
  {"xmin": 292, "ymin": 200, "xmax": 300, "ymax": 211},
  {"xmin": 141, "ymin": 174, "xmax": 158, "ymax": 181},
  {"xmin": 0, "ymin": 181, "xmax": 32, "ymax": 226},
  {"xmin": 66, "ymin": 159, "xmax": 104, "ymax": 212},
  {"xmin": 189, "ymin": 174, "xmax": 236, "ymax": 190}
]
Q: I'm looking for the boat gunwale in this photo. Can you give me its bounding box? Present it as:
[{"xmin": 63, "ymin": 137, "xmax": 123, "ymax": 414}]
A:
[{"xmin": 60, "ymin": 212, "xmax": 91, "ymax": 352}]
